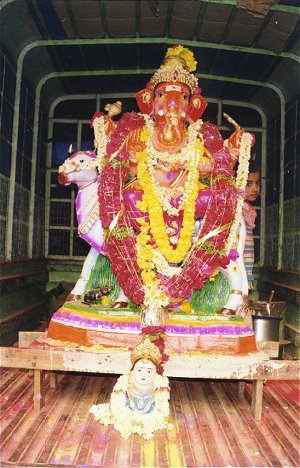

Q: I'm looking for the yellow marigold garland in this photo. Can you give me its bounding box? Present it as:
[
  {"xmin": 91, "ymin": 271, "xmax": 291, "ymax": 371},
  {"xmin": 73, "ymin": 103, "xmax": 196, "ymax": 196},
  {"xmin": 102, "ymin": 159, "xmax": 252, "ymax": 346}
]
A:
[{"xmin": 136, "ymin": 219, "xmax": 168, "ymax": 308}]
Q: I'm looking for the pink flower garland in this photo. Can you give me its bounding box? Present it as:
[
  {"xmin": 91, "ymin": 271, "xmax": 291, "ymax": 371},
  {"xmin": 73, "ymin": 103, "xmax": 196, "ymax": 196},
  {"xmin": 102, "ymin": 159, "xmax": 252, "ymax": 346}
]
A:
[{"xmin": 99, "ymin": 114, "xmax": 238, "ymax": 306}]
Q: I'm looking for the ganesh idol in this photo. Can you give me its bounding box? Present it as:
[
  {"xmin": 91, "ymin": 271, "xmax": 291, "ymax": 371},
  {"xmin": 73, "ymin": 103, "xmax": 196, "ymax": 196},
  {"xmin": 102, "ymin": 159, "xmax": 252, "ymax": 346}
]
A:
[{"xmin": 94, "ymin": 45, "xmax": 253, "ymax": 322}]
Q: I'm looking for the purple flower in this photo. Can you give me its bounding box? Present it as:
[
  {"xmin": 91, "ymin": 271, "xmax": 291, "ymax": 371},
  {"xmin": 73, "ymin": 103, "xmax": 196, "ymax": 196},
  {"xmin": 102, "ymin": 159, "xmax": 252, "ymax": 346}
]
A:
[{"xmin": 228, "ymin": 249, "xmax": 239, "ymax": 260}]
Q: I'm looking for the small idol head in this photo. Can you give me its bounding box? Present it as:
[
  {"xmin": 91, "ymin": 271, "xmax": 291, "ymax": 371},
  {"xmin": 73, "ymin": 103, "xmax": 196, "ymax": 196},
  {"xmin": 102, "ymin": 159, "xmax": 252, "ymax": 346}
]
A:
[{"xmin": 131, "ymin": 358, "xmax": 157, "ymax": 390}]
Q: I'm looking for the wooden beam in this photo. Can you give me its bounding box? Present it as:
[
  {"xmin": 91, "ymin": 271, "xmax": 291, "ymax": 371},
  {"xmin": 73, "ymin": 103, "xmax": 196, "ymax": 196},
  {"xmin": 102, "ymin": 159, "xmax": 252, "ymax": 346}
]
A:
[
  {"xmin": 251, "ymin": 380, "xmax": 264, "ymax": 420},
  {"xmin": 0, "ymin": 268, "xmax": 47, "ymax": 281},
  {"xmin": 1, "ymin": 346, "xmax": 130, "ymax": 375},
  {"xmin": 49, "ymin": 372, "xmax": 57, "ymax": 389},
  {"xmin": 166, "ymin": 353, "xmax": 299, "ymax": 380},
  {"xmin": 1, "ymin": 346, "xmax": 299, "ymax": 380},
  {"xmin": 237, "ymin": 381, "xmax": 245, "ymax": 397},
  {"xmin": 33, "ymin": 369, "xmax": 44, "ymax": 412},
  {"xmin": 0, "ymin": 301, "xmax": 47, "ymax": 324}
]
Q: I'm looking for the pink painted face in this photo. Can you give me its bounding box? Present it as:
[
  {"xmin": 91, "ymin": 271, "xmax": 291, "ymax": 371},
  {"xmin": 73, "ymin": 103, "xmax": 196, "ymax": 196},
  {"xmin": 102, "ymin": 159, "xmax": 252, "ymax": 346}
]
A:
[
  {"xmin": 154, "ymin": 82, "xmax": 190, "ymax": 122},
  {"xmin": 132, "ymin": 359, "xmax": 157, "ymax": 390},
  {"xmin": 152, "ymin": 82, "xmax": 190, "ymax": 153}
]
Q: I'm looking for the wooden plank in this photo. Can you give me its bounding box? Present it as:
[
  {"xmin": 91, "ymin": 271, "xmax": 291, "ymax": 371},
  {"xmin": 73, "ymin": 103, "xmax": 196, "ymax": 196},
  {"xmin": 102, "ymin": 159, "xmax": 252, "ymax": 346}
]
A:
[
  {"xmin": 264, "ymin": 279, "xmax": 300, "ymax": 292},
  {"xmin": 1, "ymin": 369, "xmax": 298, "ymax": 467},
  {"xmin": 225, "ymin": 382, "xmax": 288, "ymax": 467},
  {"xmin": 188, "ymin": 381, "xmax": 234, "ymax": 466},
  {"xmin": 36, "ymin": 377, "xmax": 89, "ymax": 464},
  {"xmin": 18, "ymin": 331, "xmax": 44, "ymax": 348},
  {"xmin": 165, "ymin": 353, "xmax": 299, "ymax": 380},
  {"xmin": 256, "ymin": 340, "xmax": 279, "ymax": 358},
  {"xmin": 0, "ymin": 301, "xmax": 46, "ymax": 324},
  {"xmin": 213, "ymin": 382, "xmax": 271, "ymax": 467},
  {"xmin": 1, "ymin": 346, "xmax": 299, "ymax": 380},
  {"xmin": 203, "ymin": 383, "xmax": 250, "ymax": 466},
  {"xmin": 1, "ymin": 346, "xmax": 130, "ymax": 375},
  {"xmin": 0, "ymin": 371, "xmax": 32, "ymax": 418},
  {"xmin": 0, "ymin": 269, "xmax": 47, "ymax": 282}
]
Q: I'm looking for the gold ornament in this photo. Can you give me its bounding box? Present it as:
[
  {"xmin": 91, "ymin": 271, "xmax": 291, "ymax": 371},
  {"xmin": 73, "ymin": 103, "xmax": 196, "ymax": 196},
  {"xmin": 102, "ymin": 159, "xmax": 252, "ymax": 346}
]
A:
[
  {"xmin": 192, "ymin": 97, "xmax": 201, "ymax": 109},
  {"xmin": 104, "ymin": 101, "xmax": 122, "ymax": 118},
  {"xmin": 130, "ymin": 338, "xmax": 163, "ymax": 367},
  {"xmin": 141, "ymin": 91, "xmax": 152, "ymax": 103},
  {"xmin": 149, "ymin": 45, "xmax": 198, "ymax": 92}
]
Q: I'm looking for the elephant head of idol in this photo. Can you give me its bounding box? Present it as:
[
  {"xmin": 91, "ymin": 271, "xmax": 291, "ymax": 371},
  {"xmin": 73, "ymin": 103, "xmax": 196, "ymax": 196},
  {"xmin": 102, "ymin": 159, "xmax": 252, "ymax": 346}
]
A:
[{"xmin": 136, "ymin": 45, "xmax": 208, "ymax": 154}]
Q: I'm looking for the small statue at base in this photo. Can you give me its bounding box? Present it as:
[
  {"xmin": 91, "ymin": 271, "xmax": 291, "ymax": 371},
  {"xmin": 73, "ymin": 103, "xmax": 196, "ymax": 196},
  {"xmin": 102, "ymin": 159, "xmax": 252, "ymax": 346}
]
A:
[{"xmin": 89, "ymin": 338, "xmax": 173, "ymax": 439}]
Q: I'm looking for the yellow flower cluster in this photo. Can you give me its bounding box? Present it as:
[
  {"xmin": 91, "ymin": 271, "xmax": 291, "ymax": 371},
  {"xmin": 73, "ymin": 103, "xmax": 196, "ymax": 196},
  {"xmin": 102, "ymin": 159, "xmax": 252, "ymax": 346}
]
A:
[
  {"xmin": 164, "ymin": 45, "xmax": 197, "ymax": 73},
  {"xmin": 101, "ymin": 295, "xmax": 110, "ymax": 306},
  {"xmin": 209, "ymin": 269, "xmax": 219, "ymax": 282},
  {"xmin": 180, "ymin": 300, "xmax": 192, "ymax": 314}
]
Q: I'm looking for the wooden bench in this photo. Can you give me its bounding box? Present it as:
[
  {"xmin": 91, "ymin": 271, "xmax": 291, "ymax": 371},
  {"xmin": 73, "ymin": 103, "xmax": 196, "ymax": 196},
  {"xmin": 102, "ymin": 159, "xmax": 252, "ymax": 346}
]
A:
[{"xmin": 0, "ymin": 331, "xmax": 299, "ymax": 421}]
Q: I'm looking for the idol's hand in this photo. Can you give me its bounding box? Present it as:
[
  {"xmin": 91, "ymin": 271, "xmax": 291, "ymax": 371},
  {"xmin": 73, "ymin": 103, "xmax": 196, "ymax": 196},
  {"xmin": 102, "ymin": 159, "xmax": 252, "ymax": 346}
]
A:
[{"xmin": 198, "ymin": 160, "xmax": 213, "ymax": 177}]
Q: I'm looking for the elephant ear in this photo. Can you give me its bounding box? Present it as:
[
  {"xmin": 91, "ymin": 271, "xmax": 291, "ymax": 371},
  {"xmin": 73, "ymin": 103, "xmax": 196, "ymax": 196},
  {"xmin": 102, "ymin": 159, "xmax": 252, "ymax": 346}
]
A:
[
  {"xmin": 136, "ymin": 88, "xmax": 154, "ymax": 115},
  {"xmin": 187, "ymin": 93, "xmax": 208, "ymax": 122}
]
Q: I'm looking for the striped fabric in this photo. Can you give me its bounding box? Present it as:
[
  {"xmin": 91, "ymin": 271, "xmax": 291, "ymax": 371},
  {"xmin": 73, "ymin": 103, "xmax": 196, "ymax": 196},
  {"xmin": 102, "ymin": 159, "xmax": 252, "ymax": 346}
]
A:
[{"xmin": 244, "ymin": 221, "xmax": 255, "ymax": 282}]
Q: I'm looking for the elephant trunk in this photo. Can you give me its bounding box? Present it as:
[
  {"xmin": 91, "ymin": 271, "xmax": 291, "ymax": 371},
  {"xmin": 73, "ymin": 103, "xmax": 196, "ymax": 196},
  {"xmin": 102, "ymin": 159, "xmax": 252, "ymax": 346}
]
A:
[{"xmin": 153, "ymin": 110, "xmax": 186, "ymax": 154}]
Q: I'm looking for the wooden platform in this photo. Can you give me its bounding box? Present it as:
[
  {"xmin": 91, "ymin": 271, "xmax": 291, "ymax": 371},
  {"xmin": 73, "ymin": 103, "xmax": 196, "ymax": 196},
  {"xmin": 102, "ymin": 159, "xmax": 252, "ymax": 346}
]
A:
[
  {"xmin": 0, "ymin": 332, "xmax": 299, "ymax": 422},
  {"xmin": 0, "ymin": 368, "xmax": 299, "ymax": 467}
]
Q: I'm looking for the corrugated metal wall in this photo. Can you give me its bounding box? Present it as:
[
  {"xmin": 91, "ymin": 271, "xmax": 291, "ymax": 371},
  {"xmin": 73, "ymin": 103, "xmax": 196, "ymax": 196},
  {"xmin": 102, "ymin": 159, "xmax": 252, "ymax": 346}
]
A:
[{"xmin": 0, "ymin": 45, "xmax": 48, "ymax": 344}]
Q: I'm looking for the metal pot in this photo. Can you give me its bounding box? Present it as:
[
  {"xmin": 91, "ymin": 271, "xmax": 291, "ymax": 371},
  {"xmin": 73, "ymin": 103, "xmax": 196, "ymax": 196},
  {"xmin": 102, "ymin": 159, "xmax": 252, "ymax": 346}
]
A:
[
  {"xmin": 141, "ymin": 306, "xmax": 165, "ymax": 327},
  {"xmin": 252, "ymin": 315, "xmax": 283, "ymax": 342}
]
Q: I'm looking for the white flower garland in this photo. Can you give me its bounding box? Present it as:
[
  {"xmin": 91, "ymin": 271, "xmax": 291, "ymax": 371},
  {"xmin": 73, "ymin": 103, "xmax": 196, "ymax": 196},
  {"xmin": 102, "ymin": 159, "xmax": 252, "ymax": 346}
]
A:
[
  {"xmin": 90, "ymin": 373, "xmax": 173, "ymax": 439},
  {"xmin": 93, "ymin": 115, "xmax": 109, "ymax": 172},
  {"xmin": 152, "ymin": 248, "xmax": 182, "ymax": 277},
  {"xmin": 152, "ymin": 185, "xmax": 184, "ymax": 217},
  {"xmin": 143, "ymin": 282, "xmax": 170, "ymax": 309},
  {"xmin": 225, "ymin": 132, "xmax": 253, "ymax": 253}
]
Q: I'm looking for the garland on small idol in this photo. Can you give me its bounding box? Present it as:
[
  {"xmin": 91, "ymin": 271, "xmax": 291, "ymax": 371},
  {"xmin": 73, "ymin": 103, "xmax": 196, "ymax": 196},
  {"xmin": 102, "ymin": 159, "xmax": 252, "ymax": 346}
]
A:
[
  {"xmin": 90, "ymin": 371, "xmax": 173, "ymax": 440},
  {"xmin": 98, "ymin": 113, "xmax": 245, "ymax": 308}
]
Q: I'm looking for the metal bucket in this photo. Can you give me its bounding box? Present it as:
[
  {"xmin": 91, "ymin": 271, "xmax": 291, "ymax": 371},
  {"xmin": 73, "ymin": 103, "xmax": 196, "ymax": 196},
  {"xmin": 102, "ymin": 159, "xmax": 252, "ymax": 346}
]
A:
[
  {"xmin": 249, "ymin": 300, "xmax": 286, "ymax": 317},
  {"xmin": 252, "ymin": 315, "xmax": 283, "ymax": 342},
  {"xmin": 249, "ymin": 300, "xmax": 286, "ymax": 341}
]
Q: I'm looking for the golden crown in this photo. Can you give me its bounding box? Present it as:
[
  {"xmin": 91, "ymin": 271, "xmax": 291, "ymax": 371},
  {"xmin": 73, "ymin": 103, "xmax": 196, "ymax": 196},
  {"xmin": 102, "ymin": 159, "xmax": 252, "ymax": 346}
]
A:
[
  {"xmin": 130, "ymin": 338, "xmax": 163, "ymax": 367},
  {"xmin": 149, "ymin": 45, "xmax": 198, "ymax": 93}
]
